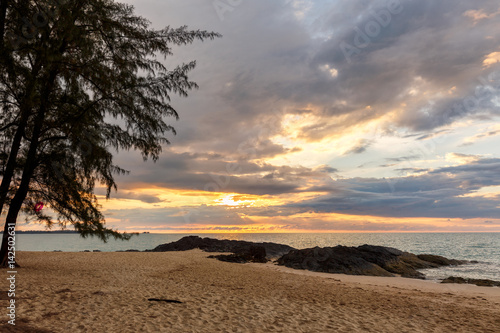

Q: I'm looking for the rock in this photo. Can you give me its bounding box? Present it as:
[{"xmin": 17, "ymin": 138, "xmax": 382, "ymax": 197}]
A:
[
  {"xmin": 149, "ymin": 236, "xmax": 294, "ymax": 259},
  {"xmin": 208, "ymin": 253, "xmax": 249, "ymax": 263},
  {"xmin": 441, "ymin": 276, "xmax": 500, "ymax": 287},
  {"xmin": 277, "ymin": 245, "xmax": 467, "ymax": 279},
  {"xmin": 125, "ymin": 249, "xmax": 140, "ymax": 252},
  {"xmin": 208, "ymin": 245, "xmax": 268, "ymax": 264},
  {"xmin": 278, "ymin": 246, "xmax": 395, "ymax": 277},
  {"xmin": 441, "ymin": 276, "xmax": 467, "ymax": 284},
  {"xmin": 417, "ymin": 254, "xmax": 466, "ymax": 266},
  {"xmin": 150, "ymin": 236, "xmax": 468, "ymax": 280},
  {"xmin": 248, "ymin": 245, "xmax": 267, "ymax": 262},
  {"xmin": 93, "ymin": 250, "xmax": 101, "ymax": 252},
  {"xmin": 83, "ymin": 250, "xmax": 90, "ymax": 252}
]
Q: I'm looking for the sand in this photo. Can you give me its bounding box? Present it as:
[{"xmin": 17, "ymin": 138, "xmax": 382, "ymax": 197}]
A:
[{"xmin": 1, "ymin": 250, "xmax": 500, "ymax": 333}]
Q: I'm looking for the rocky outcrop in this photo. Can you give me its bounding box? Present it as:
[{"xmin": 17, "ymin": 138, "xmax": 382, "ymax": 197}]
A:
[
  {"xmin": 441, "ymin": 276, "xmax": 500, "ymax": 287},
  {"xmin": 149, "ymin": 236, "xmax": 295, "ymax": 259},
  {"xmin": 277, "ymin": 245, "xmax": 467, "ymax": 279},
  {"xmin": 150, "ymin": 236, "xmax": 470, "ymax": 279}
]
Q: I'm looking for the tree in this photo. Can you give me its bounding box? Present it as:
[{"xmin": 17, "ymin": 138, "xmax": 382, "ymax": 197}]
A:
[{"xmin": 0, "ymin": 0, "xmax": 220, "ymax": 266}]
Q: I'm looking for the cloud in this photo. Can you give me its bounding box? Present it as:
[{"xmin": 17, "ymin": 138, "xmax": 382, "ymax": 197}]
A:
[
  {"xmin": 113, "ymin": 148, "xmax": 336, "ymax": 196},
  {"xmin": 343, "ymin": 139, "xmax": 372, "ymax": 155},
  {"xmin": 120, "ymin": 0, "xmax": 500, "ymax": 152},
  {"xmin": 464, "ymin": 8, "xmax": 500, "ymax": 25},
  {"xmin": 104, "ymin": 205, "xmax": 253, "ymax": 230},
  {"xmin": 385, "ymin": 155, "xmax": 421, "ymax": 163},
  {"xmin": 461, "ymin": 124, "xmax": 500, "ymax": 146},
  {"xmin": 445, "ymin": 153, "xmax": 482, "ymax": 165},
  {"xmin": 95, "ymin": 188, "xmax": 166, "ymax": 204},
  {"xmin": 483, "ymin": 51, "xmax": 500, "ymax": 68},
  {"xmin": 87, "ymin": 0, "xmax": 500, "ymax": 232},
  {"xmin": 288, "ymin": 158, "xmax": 500, "ymax": 219},
  {"xmin": 310, "ymin": 0, "xmax": 500, "ymax": 133}
]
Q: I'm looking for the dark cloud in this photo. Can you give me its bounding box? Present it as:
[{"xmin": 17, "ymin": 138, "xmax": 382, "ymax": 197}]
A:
[
  {"xmin": 288, "ymin": 158, "xmax": 500, "ymax": 219},
  {"xmin": 123, "ymin": 0, "xmax": 500, "ymax": 150},
  {"xmin": 113, "ymin": 149, "xmax": 336, "ymax": 196},
  {"xmin": 104, "ymin": 205, "xmax": 253, "ymax": 229},
  {"xmin": 414, "ymin": 130, "xmax": 450, "ymax": 141},
  {"xmin": 344, "ymin": 139, "xmax": 372, "ymax": 155},
  {"xmin": 385, "ymin": 155, "xmax": 421, "ymax": 162},
  {"xmin": 95, "ymin": 188, "xmax": 166, "ymax": 204},
  {"xmin": 124, "ymin": 0, "xmax": 500, "ymax": 150},
  {"xmin": 310, "ymin": 0, "xmax": 500, "ymax": 133},
  {"xmin": 395, "ymin": 167, "xmax": 428, "ymax": 173}
]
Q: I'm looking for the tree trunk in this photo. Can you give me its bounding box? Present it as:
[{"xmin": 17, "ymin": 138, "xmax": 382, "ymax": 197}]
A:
[
  {"xmin": 0, "ymin": 109, "xmax": 30, "ymax": 211},
  {"xmin": 0, "ymin": 48, "xmax": 43, "ymax": 217},
  {"xmin": 0, "ymin": 69, "xmax": 58, "ymax": 267},
  {"xmin": 0, "ymin": 65, "xmax": 41, "ymax": 218},
  {"xmin": 1, "ymin": 6, "xmax": 72, "ymax": 266}
]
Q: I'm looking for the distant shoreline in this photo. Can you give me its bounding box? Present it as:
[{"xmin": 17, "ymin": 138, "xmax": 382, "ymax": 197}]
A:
[
  {"xmin": 0, "ymin": 230, "xmax": 151, "ymax": 234},
  {"xmin": 3, "ymin": 231, "xmax": 500, "ymax": 234},
  {"xmin": 0, "ymin": 230, "xmax": 78, "ymax": 234}
]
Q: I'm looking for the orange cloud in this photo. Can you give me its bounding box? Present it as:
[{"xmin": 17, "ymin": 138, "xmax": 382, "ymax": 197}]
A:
[
  {"xmin": 483, "ymin": 51, "xmax": 500, "ymax": 68},
  {"xmin": 464, "ymin": 9, "xmax": 500, "ymax": 25}
]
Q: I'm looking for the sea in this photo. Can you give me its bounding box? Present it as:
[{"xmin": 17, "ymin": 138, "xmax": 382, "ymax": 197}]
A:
[{"xmin": 14, "ymin": 232, "xmax": 500, "ymax": 282}]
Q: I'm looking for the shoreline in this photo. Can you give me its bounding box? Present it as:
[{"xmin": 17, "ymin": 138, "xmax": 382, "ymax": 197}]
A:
[{"xmin": 1, "ymin": 250, "xmax": 499, "ymax": 332}]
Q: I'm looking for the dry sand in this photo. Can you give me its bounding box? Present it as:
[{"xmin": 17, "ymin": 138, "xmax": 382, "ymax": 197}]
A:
[{"xmin": 1, "ymin": 249, "xmax": 500, "ymax": 333}]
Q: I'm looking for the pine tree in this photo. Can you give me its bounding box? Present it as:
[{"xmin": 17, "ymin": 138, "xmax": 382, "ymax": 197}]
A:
[{"xmin": 0, "ymin": 0, "xmax": 220, "ymax": 266}]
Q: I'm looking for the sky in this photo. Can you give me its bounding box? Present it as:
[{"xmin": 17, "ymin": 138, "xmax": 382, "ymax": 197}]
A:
[{"xmin": 24, "ymin": 0, "xmax": 500, "ymax": 233}]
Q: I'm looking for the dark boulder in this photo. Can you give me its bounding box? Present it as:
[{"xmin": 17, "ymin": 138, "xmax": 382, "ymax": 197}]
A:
[
  {"xmin": 277, "ymin": 245, "xmax": 467, "ymax": 279},
  {"xmin": 441, "ymin": 276, "xmax": 500, "ymax": 287},
  {"xmin": 208, "ymin": 245, "xmax": 268, "ymax": 264},
  {"xmin": 248, "ymin": 245, "xmax": 267, "ymax": 262},
  {"xmin": 278, "ymin": 246, "xmax": 395, "ymax": 277},
  {"xmin": 149, "ymin": 236, "xmax": 295, "ymax": 259},
  {"xmin": 417, "ymin": 254, "xmax": 467, "ymax": 266}
]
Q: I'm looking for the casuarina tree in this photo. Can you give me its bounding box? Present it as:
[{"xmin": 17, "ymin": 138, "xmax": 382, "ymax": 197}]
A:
[{"xmin": 0, "ymin": 0, "xmax": 220, "ymax": 266}]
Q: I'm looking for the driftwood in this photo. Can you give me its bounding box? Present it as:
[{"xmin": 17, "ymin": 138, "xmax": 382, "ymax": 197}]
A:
[{"xmin": 148, "ymin": 298, "xmax": 183, "ymax": 304}]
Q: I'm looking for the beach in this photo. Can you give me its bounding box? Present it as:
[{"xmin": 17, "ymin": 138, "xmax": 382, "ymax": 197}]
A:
[{"xmin": 2, "ymin": 250, "xmax": 500, "ymax": 333}]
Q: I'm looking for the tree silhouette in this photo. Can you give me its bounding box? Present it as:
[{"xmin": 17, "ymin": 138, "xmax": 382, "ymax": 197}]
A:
[{"xmin": 0, "ymin": 0, "xmax": 220, "ymax": 266}]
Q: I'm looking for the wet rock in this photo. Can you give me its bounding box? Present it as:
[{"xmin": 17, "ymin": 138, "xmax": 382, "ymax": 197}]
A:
[
  {"xmin": 441, "ymin": 276, "xmax": 500, "ymax": 287},
  {"xmin": 417, "ymin": 254, "xmax": 467, "ymax": 266}
]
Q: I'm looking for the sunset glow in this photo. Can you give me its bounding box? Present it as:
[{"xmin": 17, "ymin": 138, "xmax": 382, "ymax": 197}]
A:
[{"xmin": 17, "ymin": 0, "xmax": 500, "ymax": 234}]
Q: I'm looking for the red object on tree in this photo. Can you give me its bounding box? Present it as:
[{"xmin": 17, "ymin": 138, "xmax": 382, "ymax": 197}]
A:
[{"xmin": 35, "ymin": 202, "xmax": 44, "ymax": 212}]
